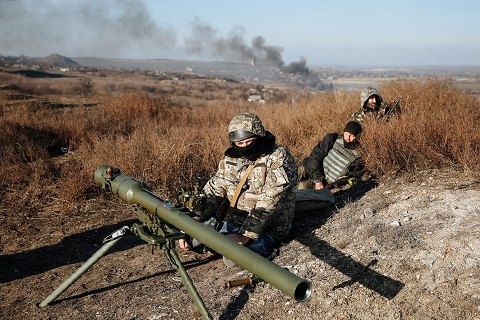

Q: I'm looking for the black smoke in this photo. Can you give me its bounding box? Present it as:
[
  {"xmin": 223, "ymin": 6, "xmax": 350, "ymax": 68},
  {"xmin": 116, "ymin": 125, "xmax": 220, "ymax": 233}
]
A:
[
  {"xmin": 184, "ymin": 18, "xmax": 310, "ymax": 75},
  {"xmin": 282, "ymin": 57, "xmax": 310, "ymax": 75},
  {"xmin": 0, "ymin": 0, "xmax": 311, "ymax": 75},
  {"xmin": 0, "ymin": 0, "xmax": 176, "ymax": 59}
]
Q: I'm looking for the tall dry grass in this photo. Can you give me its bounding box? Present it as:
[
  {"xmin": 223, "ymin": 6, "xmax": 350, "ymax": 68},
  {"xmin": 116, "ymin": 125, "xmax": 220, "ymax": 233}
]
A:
[
  {"xmin": 361, "ymin": 80, "xmax": 480, "ymax": 175},
  {"xmin": 1, "ymin": 79, "xmax": 479, "ymax": 213}
]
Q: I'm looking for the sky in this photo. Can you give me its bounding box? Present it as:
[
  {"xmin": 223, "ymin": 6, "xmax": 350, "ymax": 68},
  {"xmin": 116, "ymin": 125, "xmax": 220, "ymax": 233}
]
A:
[{"xmin": 1, "ymin": 0, "xmax": 479, "ymax": 67}]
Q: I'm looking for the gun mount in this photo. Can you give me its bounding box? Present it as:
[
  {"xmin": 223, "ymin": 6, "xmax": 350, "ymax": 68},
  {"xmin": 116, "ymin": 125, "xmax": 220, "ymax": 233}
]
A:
[{"xmin": 39, "ymin": 166, "xmax": 311, "ymax": 319}]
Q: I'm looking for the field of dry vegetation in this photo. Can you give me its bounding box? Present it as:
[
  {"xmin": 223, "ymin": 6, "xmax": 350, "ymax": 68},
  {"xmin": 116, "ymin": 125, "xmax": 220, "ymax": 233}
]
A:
[
  {"xmin": 1, "ymin": 66, "xmax": 480, "ymax": 320},
  {"xmin": 1, "ymin": 68, "xmax": 479, "ymax": 209}
]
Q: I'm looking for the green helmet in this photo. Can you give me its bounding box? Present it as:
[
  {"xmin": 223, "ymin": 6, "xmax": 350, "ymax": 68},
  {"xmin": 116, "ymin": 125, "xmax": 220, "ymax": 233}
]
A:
[{"xmin": 228, "ymin": 112, "xmax": 266, "ymax": 142}]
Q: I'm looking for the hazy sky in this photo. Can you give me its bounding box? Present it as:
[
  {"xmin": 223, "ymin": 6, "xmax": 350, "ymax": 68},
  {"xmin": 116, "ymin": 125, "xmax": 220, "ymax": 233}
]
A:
[{"xmin": 1, "ymin": 0, "xmax": 479, "ymax": 66}]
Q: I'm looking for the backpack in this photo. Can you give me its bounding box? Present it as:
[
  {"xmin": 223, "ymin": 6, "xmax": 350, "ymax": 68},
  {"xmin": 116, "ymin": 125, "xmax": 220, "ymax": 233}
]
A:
[{"xmin": 294, "ymin": 188, "xmax": 335, "ymax": 219}]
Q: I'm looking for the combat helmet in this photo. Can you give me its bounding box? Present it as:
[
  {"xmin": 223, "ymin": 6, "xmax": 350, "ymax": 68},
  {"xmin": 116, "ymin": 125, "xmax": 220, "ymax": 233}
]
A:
[{"xmin": 228, "ymin": 112, "xmax": 266, "ymax": 142}]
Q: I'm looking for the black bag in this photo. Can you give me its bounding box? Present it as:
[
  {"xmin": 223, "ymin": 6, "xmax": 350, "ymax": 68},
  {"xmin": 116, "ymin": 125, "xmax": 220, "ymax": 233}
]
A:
[{"xmin": 294, "ymin": 188, "xmax": 335, "ymax": 219}]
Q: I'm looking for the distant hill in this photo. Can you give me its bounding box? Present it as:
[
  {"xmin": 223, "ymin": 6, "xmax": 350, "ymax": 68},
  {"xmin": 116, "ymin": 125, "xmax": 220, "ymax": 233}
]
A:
[
  {"xmin": 0, "ymin": 53, "xmax": 81, "ymax": 68},
  {"xmin": 37, "ymin": 54, "xmax": 80, "ymax": 67}
]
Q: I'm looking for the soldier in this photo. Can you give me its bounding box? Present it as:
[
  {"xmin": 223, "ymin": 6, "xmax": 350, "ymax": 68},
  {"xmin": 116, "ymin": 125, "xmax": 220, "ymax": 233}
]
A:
[
  {"xmin": 298, "ymin": 121, "xmax": 365, "ymax": 191},
  {"xmin": 179, "ymin": 112, "xmax": 298, "ymax": 263},
  {"xmin": 351, "ymin": 87, "xmax": 399, "ymax": 123}
]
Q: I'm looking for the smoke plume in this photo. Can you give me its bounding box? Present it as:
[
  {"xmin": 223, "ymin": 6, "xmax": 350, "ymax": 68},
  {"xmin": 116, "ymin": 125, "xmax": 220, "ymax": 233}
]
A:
[
  {"xmin": 184, "ymin": 18, "xmax": 309, "ymax": 74},
  {"xmin": 0, "ymin": 0, "xmax": 176, "ymax": 59},
  {"xmin": 0, "ymin": 0, "xmax": 310, "ymax": 74}
]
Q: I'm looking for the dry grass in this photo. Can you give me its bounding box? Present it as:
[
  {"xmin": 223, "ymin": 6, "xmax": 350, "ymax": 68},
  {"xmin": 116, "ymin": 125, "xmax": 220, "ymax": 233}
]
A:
[
  {"xmin": 361, "ymin": 79, "xmax": 480, "ymax": 176},
  {"xmin": 1, "ymin": 70, "xmax": 479, "ymax": 214}
]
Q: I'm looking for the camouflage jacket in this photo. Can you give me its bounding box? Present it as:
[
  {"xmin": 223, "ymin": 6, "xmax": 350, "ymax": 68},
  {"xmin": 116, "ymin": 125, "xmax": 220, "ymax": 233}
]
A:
[
  {"xmin": 350, "ymin": 87, "xmax": 399, "ymax": 123},
  {"xmin": 203, "ymin": 132, "xmax": 297, "ymax": 241},
  {"xmin": 350, "ymin": 104, "xmax": 391, "ymax": 123}
]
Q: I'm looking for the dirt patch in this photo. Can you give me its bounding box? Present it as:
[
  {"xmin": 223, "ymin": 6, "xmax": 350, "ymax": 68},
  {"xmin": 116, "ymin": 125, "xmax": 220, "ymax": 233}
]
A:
[{"xmin": 1, "ymin": 169, "xmax": 479, "ymax": 319}]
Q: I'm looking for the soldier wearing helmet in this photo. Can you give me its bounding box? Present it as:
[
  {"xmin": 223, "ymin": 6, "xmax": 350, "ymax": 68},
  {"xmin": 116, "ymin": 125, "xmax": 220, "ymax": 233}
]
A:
[
  {"xmin": 179, "ymin": 112, "xmax": 297, "ymax": 262},
  {"xmin": 351, "ymin": 87, "xmax": 399, "ymax": 123}
]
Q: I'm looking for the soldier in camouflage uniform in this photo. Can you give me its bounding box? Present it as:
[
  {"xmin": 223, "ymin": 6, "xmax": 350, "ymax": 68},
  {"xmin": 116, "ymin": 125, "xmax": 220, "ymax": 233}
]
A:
[
  {"xmin": 351, "ymin": 87, "xmax": 397, "ymax": 123},
  {"xmin": 179, "ymin": 112, "xmax": 297, "ymax": 260}
]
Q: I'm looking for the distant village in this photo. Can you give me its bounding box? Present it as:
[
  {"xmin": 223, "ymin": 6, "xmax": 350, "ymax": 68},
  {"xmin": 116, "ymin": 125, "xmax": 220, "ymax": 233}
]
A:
[{"xmin": 2, "ymin": 53, "xmax": 479, "ymax": 99}]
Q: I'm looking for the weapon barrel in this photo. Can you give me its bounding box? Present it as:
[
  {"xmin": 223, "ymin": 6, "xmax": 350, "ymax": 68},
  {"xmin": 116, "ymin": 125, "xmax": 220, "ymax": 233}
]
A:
[{"xmin": 94, "ymin": 166, "xmax": 311, "ymax": 302}]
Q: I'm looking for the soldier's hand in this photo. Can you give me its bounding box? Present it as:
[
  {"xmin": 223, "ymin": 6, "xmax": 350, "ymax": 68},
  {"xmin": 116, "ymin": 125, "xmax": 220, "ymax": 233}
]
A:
[
  {"xmin": 178, "ymin": 239, "xmax": 191, "ymax": 251},
  {"xmin": 314, "ymin": 182, "xmax": 324, "ymax": 190},
  {"xmin": 226, "ymin": 233, "xmax": 251, "ymax": 245}
]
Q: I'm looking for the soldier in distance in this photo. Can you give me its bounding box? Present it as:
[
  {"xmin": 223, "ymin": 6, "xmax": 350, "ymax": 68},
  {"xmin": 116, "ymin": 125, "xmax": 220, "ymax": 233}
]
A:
[{"xmin": 351, "ymin": 87, "xmax": 400, "ymax": 123}]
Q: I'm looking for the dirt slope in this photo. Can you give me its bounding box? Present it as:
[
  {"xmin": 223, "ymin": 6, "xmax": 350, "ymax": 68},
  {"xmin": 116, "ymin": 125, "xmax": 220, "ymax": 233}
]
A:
[{"xmin": 1, "ymin": 168, "xmax": 479, "ymax": 320}]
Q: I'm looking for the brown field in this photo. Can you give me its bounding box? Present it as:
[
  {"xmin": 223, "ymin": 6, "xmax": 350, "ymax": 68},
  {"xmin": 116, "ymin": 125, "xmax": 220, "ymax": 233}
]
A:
[{"xmin": 1, "ymin": 66, "xmax": 480, "ymax": 320}]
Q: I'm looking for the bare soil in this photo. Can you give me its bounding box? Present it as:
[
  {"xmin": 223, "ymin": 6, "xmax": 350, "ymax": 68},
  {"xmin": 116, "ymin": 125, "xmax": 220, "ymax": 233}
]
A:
[{"xmin": 1, "ymin": 168, "xmax": 479, "ymax": 320}]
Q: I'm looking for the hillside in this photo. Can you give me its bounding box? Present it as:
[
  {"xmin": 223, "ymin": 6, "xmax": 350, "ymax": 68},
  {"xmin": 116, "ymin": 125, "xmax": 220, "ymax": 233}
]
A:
[
  {"xmin": 0, "ymin": 53, "xmax": 80, "ymax": 68},
  {"xmin": 0, "ymin": 168, "xmax": 479, "ymax": 319},
  {"xmin": 1, "ymin": 65, "xmax": 479, "ymax": 320}
]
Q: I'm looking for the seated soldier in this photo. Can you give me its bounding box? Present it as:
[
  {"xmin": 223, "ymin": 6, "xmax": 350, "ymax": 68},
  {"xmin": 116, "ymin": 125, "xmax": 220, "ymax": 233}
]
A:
[
  {"xmin": 298, "ymin": 121, "xmax": 365, "ymax": 191},
  {"xmin": 178, "ymin": 112, "xmax": 297, "ymax": 264}
]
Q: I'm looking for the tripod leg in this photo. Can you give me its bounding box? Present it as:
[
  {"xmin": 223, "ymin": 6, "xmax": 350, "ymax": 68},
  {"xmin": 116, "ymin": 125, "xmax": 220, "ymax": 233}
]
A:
[
  {"xmin": 39, "ymin": 226, "xmax": 129, "ymax": 307},
  {"xmin": 164, "ymin": 244, "xmax": 213, "ymax": 320}
]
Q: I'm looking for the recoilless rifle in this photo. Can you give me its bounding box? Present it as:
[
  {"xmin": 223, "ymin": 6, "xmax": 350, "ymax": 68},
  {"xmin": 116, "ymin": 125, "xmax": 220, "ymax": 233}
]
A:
[{"xmin": 39, "ymin": 166, "xmax": 311, "ymax": 319}]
